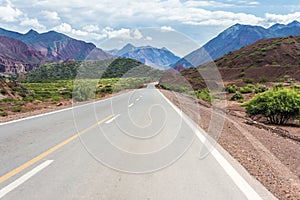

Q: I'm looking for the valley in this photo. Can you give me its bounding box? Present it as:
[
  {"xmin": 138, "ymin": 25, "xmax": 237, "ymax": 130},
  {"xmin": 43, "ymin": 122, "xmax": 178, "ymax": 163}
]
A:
[{"xmin": 0, "ymin": 18, "xmax": 300, "ymax": 200}]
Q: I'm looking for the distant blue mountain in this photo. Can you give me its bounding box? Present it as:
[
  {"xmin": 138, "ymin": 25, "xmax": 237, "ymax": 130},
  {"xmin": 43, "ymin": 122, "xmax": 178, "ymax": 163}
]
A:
[
  {"xmin": 173, "ymin": 20, "xmax": 300, "ymax": 69},
  {"xmin": 110, "ymin": 44, "xmax": 180, "ymax": 69}
]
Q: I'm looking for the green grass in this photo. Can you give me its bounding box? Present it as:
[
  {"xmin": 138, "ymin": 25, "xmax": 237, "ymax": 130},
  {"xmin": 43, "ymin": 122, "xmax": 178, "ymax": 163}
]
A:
[
  {"xmin": 22, "ymin": 78, "xmax": 154, "ymax": 103},
  {"xmin": 0, "ymin": 77, "xmax": 155, "ymax": 116}
]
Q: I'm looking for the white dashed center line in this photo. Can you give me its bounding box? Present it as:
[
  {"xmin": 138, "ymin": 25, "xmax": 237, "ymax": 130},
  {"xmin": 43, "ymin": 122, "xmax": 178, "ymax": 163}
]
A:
[
  {"xmin": 105, "ymin": 114, "xmax": 121, "ymax": 124},
  {"xmin": 128, "ymin": 103, "xmax": 134, "ymax": 108}
]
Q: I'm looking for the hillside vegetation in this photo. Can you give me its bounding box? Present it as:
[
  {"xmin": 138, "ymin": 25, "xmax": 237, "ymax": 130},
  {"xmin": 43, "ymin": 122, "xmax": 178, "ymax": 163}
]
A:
[
  {"xmin": 0, "ymin": 58, "xmax": 163, "ymax": 117},
  {"xmin": 215, "ymin": 36, "xmax": 300, "ymax": 69},
  {"xmin": 160, "ymin": 36, "xmax": 300, "ymax": 125},
  {"xmin": 26, "ymin": 58, "xmax": 162, "ymax": 82},
  {"xmin": 175, "ymin": 36, "xmax": 300, "ymax": 91}
]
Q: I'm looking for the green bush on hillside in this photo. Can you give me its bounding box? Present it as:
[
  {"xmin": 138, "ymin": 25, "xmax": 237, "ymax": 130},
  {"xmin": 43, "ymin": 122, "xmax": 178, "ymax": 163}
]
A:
[
  {"xmin": 225, "ymin": 85, "xmax": 238, "ymax": 93},
  {"xmin": 242, "ymin": 88, "xmax": 300, "ymax": 125},
  {"xmin": 230, "ymin": 92, "xmax": 244, "ymax": 102},
  {"xmin": 195, "ymin": 89, "xmax": 212, "ymax": 103}
]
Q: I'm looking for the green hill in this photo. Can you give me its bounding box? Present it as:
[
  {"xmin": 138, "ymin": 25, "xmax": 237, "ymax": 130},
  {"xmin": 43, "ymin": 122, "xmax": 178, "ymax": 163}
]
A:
[{"xmin": 26, "ymin": 58, "xmax": 163, "ymax": 82}]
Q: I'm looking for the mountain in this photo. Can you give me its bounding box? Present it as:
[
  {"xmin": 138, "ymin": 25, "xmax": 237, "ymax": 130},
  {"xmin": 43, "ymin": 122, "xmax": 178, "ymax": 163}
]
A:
[
  {"xmin": 113, "ymin": 43, "xmax": 137, "ymax": 56},
  {"xmin": 174, "ymin": 36, "xmax": 300, "ymax": 90},
  {"xmin": 173, "ymin": 20, "xmax": 300, "ymax": 69},
  {"xmin": 0, "ymin": 36, "xmax": 45, "ymax": 74},
  {"xmin": 274, "ymin": 21, "xmax": 300, "ymax": 36},
  {"xmin": 0, "ymin": 28, "xmax": 112, "ymax": 63},
  {"xmin": 110, "ymin": 44, "xmax": 180, "ymax": 69}
]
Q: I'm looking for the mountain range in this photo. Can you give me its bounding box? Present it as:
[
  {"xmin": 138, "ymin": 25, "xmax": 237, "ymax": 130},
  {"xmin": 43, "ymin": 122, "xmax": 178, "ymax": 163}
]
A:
[
  {"xmin": 173, "ymin": 20, "xmax": 300, "ymax": 69},
  {"xmin": 109, "ymin": 43, "xmax": 180, "ymax": 69},
  {"xmin": 1, "ymin": 20, "xmax": 300, "ymax": 75},
  {"xmin": 0, "ymin": 28, "xmax": 112, "ymax": 74}
]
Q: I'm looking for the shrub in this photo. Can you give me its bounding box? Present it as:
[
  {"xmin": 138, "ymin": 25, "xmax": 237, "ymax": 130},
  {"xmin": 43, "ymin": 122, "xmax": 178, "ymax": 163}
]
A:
[
  {"xmin": 0, "ymin": 89, "xmax": 7, "ymax": 95},
  {"xmin": 225, "ymin": 85, "xmax": 237, "ymax": 93},
  {"xmin": 12, "ymin": 106, "xmax": 22, "ymax": 112},
  {"xmin": 254, "ymin": 85, "xmax": 268, "ymax": 93},
  {"xmin": 0, "ymin": 111, "xmax": 8, "ymax": 117},
  {"xmin": 239, "ymin": 72, "xmax": 246, "ymax": 77},
  {"xmin": 283, "ymin": 75, "xmax": 290, "ymax": 79},
  {"xmin": 239, "ymin": 86, "xmax": 253, "ymax": 94},
  {"xmin": 273, "ymin": 78, "xmax": 283, "ymax": 82},
  {"xmin": 259, "ymin": 77, "xmax": 268, "ymax": 83},
  {"xmin": 230, "ymin": 92, "xmax": 244, "ymax": 101},
  {"xmin": 195, "ymin": 89, "xmax": 212, "ymax": 103},
  {"xmin": 242, "ymin": 88, "xmax": 300, "ymax": 125},
  {"xmin": 243, "ymin": 78, "xmax": 254, "ymax": 84},
  {"xmin": 256, "ymin": 59, "xmax": 263, "ymax": 63}
]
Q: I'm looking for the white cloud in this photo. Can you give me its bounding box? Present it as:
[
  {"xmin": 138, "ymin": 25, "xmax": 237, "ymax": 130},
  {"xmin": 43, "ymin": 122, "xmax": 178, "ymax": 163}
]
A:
[
  {"xmin": 0, "ymin": 2, "xmax": 22, "ymax": 22},
  {"xmin": 20, "ymin": 18, "xmax": 45, "ymax": 30},
  {"xmin": 248, "ymin": 2, "xmax": 259, "ymax": 5},
  {"xmin": 265, "ymin": 12, "xmax": 300, "ymax": 24},
  {"xmin": 54, "ymin": 23, "xmax": 88, "ymax": 36},
  {"xmin": 54, "ymin": 22, "xmax": 72, "ymax": 33},
  {"xmin": 183, "ymin": 1, "xmax": 236, "ymax": 8},
  {"xmin": 53, "ymin": 22, "xmax": 106, "ymax": 40},
  {"xmin": 41, "ymin": 10, "xmax": 60, "ymax": 21},
  {"xmin": 160, "ymin": 26, "xmax": 175, "ymax": 32},
  {"xmin": 17, "ymin": 0, "xmax": 300, "ymax": 30},
  {"xmin": 1, "ymin": 0, "xmax": 300, "ymax": 52},
  {"xmin": 103, "ymin": 27, "xmax": 146, "ymax": 40},
  {"xmin": 133, "ymin": 29, "xmax": 143, "ymax": 39},
  {"xmin": 83, "ymin": 25, "xmax": 100, "ymax": 32}
]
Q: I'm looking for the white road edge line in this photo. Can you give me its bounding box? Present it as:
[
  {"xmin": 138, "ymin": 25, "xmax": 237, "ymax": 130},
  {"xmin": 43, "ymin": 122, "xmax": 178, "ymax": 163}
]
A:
[
  {"xmin": 157, "ymin": 90, "xmax": 263, "ymax": 200},
  {"xmin": 0, "ymin": 90, "xmax": 136, "ymax": 126},
  {"xmin": 128, "ymin": 103, "xmax": 134, "ymax": 108},
  {"xmin": 105, "ymin": 114, "xmax": 121, "ymax": 124},
  {"xmin": 0, "ymin": 160, "xmax": 54, "ymax": 199}
]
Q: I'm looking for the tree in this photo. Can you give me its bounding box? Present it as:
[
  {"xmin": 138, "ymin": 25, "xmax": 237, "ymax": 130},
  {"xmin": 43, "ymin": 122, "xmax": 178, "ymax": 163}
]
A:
[{"xmin": 242, "ymin": 88, "xmax": 300, "ymax": 125}]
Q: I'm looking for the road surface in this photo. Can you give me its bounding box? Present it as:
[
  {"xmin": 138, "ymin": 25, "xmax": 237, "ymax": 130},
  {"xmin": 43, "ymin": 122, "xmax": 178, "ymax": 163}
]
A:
[{"xmin": 0, "ymin": 83, "xmax": 276, "ymax": 199}]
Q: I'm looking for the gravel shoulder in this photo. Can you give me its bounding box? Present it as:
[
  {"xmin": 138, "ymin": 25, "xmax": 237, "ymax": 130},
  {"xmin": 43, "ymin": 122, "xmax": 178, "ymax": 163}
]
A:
[{"xmin": 160, "ymin": 89, "xmax": 300, "ymax": 200}]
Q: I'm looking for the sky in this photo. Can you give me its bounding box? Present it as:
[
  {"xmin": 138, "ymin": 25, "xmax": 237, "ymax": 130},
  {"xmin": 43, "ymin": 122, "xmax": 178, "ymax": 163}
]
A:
[{"xmin": 0, "ymin": 0, "xmax": 300, "ymax": 56}]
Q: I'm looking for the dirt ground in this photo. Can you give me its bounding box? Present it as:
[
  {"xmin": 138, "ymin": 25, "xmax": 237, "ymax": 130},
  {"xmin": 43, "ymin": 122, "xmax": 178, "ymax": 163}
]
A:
[{"xmin": 160, "ymin": 89, "xmax": 300, "ymax": 200}]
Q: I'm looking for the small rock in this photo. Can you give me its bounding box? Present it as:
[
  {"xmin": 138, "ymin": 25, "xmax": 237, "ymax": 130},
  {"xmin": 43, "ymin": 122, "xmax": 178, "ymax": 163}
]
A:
[{"xmin": 56, "ymin": 102, "xmax": 63, "ymax": 106}]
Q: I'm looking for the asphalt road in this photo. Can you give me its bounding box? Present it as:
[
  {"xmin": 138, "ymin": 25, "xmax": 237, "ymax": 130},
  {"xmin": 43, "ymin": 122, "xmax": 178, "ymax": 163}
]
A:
[{"xmin": 0, "ymin": 83, "xmax": 276, "ymax": 199}]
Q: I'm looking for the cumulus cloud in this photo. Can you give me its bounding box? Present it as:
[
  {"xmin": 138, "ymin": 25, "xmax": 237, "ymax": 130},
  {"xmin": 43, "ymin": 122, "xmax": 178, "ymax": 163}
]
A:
[
  {"xmin": 1, "ymin": 0, "xmax": 300, "ymax": 50},
  {"xmin": 53, "ymin": 22, "xmax": 106, "ymax": 41},
  {"xmin": 0, "ymin": 2, "xmax": 22, "ymax": 22},
  {"xmin": 183, "ymin": 1, "xmax": 236, "ymax": 8},
  {"xmin": 20, "ymin": 18, "xmax": 45, "ymax": 30},
  {"xmin": 12, "ymin": 0, "xmax": 300, "ymax": 31},
  {"xmin": 160, "ymin": 26, "xmax": 175, "ymax": 32},
  {"xmin": 248, "ymin": 2, "xmax": 259, "ymax": 5},
  {"xmin": 83, "ymin": 25, "xmax": 100, "ymax": 32},
  {"xmin": 103, "ymin": 27, "xmax": 147, "ymax": 40},
  {"xmin": 41, "ymin": 10, "xmax": 60, "ymax": 21},
  {"xmin": 265, "ymin": 12, "xmax": 300, "ymax": 24},
  {"xmin": 54, "ymin": 23, "xmax": 88, "ymax": 36}
]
